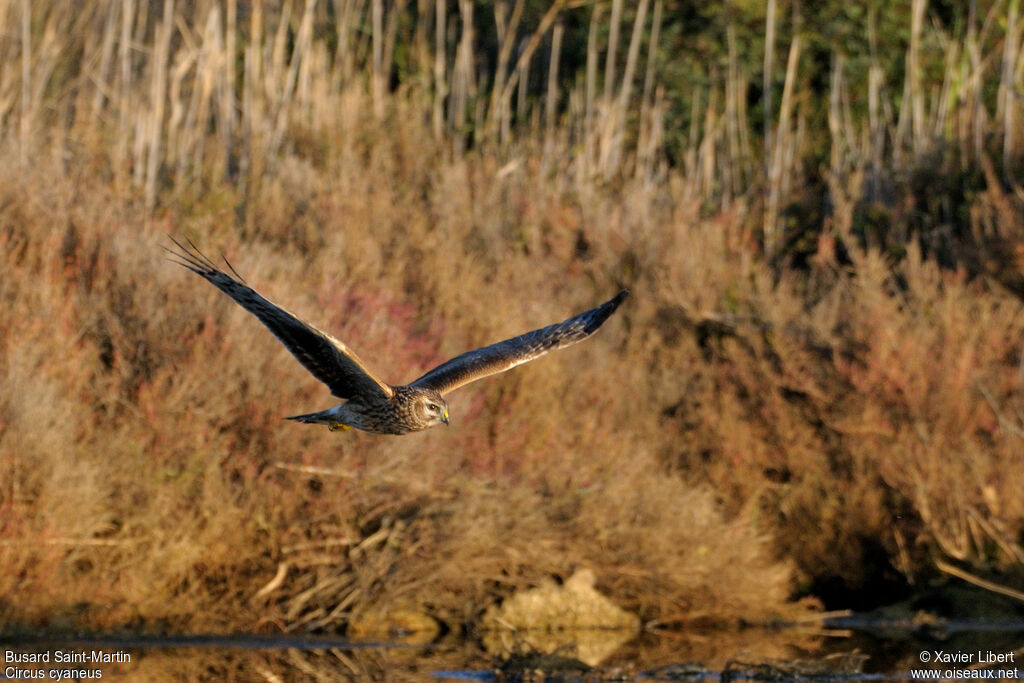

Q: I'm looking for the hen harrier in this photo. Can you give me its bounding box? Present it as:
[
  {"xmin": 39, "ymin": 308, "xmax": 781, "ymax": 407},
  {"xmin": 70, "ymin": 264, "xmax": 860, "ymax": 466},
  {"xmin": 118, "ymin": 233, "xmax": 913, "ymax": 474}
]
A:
[{"xmin": 167, "ymin": 238, "xmax": 628, "ymax": 435}]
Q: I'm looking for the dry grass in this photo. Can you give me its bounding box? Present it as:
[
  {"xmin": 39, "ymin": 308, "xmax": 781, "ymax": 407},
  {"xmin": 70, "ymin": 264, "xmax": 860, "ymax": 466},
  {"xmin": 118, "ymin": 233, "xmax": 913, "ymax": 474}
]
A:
[
  {"xmin": 0, "ymin": 136, "xmax": 797, "ymax": 634},
  {"xmin": 2, "ymin": 0, "xmax": 1024, "ymax": 641}
]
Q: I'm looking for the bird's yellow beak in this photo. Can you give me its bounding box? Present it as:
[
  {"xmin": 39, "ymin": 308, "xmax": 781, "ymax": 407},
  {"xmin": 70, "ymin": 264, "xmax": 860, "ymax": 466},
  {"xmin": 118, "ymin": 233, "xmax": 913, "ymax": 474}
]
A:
[{"xmin": 442, "ymin": 409, "xmax": 449, "ymax": 426}]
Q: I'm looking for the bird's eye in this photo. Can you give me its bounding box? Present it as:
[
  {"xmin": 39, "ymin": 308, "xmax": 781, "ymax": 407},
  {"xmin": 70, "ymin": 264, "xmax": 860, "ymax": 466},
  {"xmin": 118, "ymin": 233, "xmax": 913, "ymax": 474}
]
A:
[{"xmin": 427, "ymin": 403, "xmax": 438, "ymax": 413}]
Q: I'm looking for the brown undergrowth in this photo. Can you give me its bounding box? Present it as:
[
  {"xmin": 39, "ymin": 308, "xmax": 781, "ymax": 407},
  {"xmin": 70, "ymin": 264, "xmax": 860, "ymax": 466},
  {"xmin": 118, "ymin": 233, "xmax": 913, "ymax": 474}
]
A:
[
  {"xmin": 2, "ymin": 1, "xmax": 1024, "ymax": 642},
  {"xmin": 0, "ymin": 140, "xmax": 800, "ymax": 634},
  {"xmin": 3, "ymin": 108, "xmax": 1023, "ymax": 635}
]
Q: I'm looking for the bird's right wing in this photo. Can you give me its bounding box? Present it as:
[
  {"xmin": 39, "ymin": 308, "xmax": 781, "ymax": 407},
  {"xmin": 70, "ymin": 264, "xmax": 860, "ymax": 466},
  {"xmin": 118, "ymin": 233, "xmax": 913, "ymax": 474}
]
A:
[
  {"xmin": 410, "ymin": 290, "xmax": 628, "ymax": 395},
  {"xmin": 166, "ymin": 238, "xmax": 393, "ymax": 401}
]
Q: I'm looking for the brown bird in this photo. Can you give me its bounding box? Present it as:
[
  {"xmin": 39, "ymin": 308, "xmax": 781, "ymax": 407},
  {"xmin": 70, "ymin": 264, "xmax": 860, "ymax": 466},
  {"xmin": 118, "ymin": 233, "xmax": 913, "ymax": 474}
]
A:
[{"xmin": 167, "ymin": 238, "xmax": 628, "ymax": 435}]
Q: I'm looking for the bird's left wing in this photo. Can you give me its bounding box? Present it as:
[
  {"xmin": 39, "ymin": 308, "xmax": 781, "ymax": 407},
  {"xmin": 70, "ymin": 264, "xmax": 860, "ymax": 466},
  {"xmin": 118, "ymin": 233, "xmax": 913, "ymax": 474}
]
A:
[
  {"xmin": 410, "ymin": 290, "xmax": 628, "ymax": 395},
  {"xmin": 166, "ymin": 238, "xmax": 393, "ymax": 401}
]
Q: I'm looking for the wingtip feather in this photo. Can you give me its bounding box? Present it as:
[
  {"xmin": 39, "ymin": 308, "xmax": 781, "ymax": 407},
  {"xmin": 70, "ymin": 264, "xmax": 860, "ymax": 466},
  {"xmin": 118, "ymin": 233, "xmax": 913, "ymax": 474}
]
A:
[{"xmin": 603, "ymin": 289, "xmax": 629, "ymax": 315}]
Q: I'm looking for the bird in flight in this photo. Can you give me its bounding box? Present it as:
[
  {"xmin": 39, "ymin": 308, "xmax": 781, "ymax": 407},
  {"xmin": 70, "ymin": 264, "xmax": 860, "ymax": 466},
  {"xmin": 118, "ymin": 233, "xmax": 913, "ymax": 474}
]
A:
[{"xmin": 167, "ymin": 238, "xmax": 628, "ymax": 435}]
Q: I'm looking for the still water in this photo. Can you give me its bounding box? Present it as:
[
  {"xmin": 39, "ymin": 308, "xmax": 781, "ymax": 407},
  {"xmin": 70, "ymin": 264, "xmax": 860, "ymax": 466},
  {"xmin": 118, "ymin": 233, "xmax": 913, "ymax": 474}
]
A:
[{"xmin": 2, "ymin": 618, "xmax": 1021, "ymax": 681}]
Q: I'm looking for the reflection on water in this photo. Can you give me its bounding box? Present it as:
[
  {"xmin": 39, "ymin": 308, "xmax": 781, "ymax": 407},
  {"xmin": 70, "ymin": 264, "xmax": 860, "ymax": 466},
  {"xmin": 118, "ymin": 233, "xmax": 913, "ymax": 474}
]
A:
[
  {"xmin": 2, "ymin": 621, "xmax": 1022, "ymax": 681},
  {"xmin": 480, "ymin": 568, "xmax": 641, "ymax": 667}
]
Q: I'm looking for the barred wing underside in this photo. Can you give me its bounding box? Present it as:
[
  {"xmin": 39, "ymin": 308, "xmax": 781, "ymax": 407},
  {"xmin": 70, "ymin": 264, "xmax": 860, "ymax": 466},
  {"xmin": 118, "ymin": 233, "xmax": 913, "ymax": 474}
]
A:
[
  {"xmin": 167, "ymin": 238, "xmax": 393, "ymax": 401},
  {"xmin": 409, "ymin": 290, "xmax": 628, "ymax": 396}
]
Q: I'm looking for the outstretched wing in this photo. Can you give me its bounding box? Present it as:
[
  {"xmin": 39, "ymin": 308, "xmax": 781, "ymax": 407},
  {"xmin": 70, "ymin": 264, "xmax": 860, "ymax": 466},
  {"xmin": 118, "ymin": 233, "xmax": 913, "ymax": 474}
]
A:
[
  {"xmin": 410, "ymin": 290, "xmax": 628, "ymax": 395},
  {"xmin": 166, "ymin": 237, "xmax": 393, "ymax": 401}
]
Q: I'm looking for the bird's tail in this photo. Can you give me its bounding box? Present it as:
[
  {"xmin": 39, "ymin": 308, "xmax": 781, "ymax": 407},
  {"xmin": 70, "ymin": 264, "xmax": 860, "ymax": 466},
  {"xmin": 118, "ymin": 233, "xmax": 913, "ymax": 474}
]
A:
[{"xmin": 285, "ymin": 409, "xmax": 349, "ymax": 431}]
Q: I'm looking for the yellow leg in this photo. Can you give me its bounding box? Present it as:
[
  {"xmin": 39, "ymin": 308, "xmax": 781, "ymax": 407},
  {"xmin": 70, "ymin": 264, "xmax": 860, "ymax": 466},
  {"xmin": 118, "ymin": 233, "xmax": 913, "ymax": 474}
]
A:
[{"xmin": 328, "ymin": 423, "xmax": 351, "ymax": 432}]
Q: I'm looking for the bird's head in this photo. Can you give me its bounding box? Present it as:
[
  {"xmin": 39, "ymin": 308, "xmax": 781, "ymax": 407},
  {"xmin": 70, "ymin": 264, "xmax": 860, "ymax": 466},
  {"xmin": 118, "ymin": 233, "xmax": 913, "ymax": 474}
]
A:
[{"xmin": 413, "ymin": 389, "xmax": 450, "ymax": 428}]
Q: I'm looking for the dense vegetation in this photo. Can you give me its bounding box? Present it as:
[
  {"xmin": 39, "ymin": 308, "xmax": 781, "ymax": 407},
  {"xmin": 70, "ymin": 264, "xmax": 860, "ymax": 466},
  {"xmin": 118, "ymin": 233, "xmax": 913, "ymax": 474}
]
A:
[{"xmin": 2, "ymin": 0, "xmax": 1022, "ymax": 664}]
